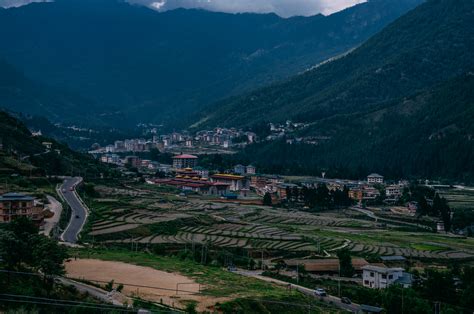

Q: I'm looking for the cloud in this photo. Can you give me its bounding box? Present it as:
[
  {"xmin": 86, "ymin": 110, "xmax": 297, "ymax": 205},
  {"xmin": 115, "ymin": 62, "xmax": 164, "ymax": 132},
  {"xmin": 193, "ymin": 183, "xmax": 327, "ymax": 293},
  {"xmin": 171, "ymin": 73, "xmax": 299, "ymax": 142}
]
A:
[
  {"xmin": 0, "ymin": 0, "xmax": 51, "ymax": 8},
  {"xmin": 129, "ymin": 0, "xmax": 368, "ymax": 17},
  {"xmin": 1, "ymin": 0, "xmax": 367, "ymax": 17}
]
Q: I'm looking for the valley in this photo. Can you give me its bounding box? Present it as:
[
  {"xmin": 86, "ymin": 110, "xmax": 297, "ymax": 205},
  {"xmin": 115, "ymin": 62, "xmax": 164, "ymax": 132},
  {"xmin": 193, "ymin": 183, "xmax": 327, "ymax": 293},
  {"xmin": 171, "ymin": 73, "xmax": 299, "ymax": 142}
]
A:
[{"xmin": 0, "ymin": 0, "xmax": 473, "ymax": 313}]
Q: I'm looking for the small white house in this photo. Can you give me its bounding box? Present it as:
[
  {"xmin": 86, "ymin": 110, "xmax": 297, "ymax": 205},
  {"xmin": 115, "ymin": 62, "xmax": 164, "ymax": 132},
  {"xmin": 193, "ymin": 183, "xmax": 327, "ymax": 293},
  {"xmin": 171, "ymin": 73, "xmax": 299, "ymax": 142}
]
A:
[
  {"xmin": 367, "ymin": 173, "xmax": 384, "ymax": 184},
  {"xmin": 362, "ymin": 265, "xmax": 412, "ymax": 289}
]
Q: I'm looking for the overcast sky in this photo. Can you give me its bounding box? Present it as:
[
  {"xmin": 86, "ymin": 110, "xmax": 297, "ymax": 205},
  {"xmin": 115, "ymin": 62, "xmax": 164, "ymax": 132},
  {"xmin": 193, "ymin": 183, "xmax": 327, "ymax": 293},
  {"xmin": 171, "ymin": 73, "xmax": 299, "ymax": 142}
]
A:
[{"xmin": 0, "ymin": 0, "xmax": 367, "ymax": 17}]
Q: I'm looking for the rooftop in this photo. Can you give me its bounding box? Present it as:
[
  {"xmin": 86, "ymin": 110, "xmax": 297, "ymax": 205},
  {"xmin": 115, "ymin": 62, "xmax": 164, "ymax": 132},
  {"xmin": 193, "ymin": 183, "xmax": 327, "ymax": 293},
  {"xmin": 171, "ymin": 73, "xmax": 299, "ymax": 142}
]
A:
[
  {"xmin": 211, "ymin": 174, "xmax": 245, "ymax": 180},
  {"xmin": 0, "ymin": 193, "xmax": 35, "ymax": 201},
  {"xmin": 284, "ymin": 258, "xmax": 369, "ymax": 272},
  {"xmin": 362, "ymin": 265, "xmax": 404, "ymax": 274},
  {"xmin": 368, "ymin": 173, "xmax": 384, "ymax": 178},
  {"xmin": 380, "ymin": 255, "xmax": 406, "ymax": 262},
  {"xmin": 173, "ymin": 154, "xmax": 198, "ymax": 159}
]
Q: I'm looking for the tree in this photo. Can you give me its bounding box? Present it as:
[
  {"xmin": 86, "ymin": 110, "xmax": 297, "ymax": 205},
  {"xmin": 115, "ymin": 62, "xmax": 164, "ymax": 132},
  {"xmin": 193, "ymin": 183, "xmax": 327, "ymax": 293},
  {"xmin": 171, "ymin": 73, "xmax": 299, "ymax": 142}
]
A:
[
  {"xmin": 32, "ymin": 236, "xmax": 68, "ymax": 276},
  {"xmin": 337, "ymin": 248, "xmax": 354, "ymax": 277},
  {"xmin": 433, "ymin": 194, "xmax": 452, "ymax": 232},
  {"xmin": 263, "ymin": 193, "xmax": 272, "ymax": 206}
]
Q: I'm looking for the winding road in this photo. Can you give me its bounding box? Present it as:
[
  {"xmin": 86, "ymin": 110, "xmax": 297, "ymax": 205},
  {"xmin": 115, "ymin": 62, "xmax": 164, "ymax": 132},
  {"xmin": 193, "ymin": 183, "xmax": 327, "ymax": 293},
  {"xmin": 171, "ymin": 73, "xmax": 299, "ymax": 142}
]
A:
[{"xmin": 59, "ymin": 177, "xmax": 88, "ymax": 244}]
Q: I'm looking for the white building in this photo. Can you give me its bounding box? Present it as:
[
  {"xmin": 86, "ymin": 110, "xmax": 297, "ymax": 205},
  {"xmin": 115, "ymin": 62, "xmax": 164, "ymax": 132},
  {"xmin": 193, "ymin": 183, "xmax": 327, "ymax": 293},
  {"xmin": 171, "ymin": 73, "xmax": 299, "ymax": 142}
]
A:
[
  {"xmin": 386, "ymin": 185, "xmax": 402, "ymax": 199},
  {"xmin": 362, "ymin": 265, "xmax": 412, "ymax": 289},
  {"xmin": 367, "ymin": 173, "xmax": 384, "ymax": 184}
]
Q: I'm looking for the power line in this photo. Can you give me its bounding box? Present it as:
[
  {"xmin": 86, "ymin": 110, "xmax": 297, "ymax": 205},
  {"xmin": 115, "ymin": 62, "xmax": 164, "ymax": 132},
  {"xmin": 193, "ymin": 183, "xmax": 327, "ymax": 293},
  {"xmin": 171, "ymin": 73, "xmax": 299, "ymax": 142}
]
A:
[{"xmin": 0, "ymin": 294, "xmax": 179, "ymax": 314}]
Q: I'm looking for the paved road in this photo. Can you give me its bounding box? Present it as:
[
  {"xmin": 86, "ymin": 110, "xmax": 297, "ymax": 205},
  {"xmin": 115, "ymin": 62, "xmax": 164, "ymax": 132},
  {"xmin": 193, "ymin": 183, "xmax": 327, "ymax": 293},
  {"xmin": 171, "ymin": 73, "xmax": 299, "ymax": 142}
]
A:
[
  {"xmin": 60, "ymin": 177, "xmax": 88, "ymax": 244},
  {"xmin": 56, "ymin": 276, "xmax": 128, "ymax": 307},
  {"xmin": 351, "ymin": 206, "xmax": 433, "ymax": 231},
  {"xmin": 41, "ymin": 195, "xmax": 63, "ymax": 237},
  {"xmin": 235, "ymin": 270, "xmax": 360, "ymax": 313}
]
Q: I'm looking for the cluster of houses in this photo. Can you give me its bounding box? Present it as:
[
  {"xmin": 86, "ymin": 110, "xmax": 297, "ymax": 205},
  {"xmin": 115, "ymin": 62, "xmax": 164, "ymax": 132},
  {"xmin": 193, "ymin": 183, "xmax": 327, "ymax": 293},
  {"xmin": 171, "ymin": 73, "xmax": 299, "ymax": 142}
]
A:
[
  {"xmin": 145, "ymin": 153, "xmax": 409, "ymax": 206},
  {"xmin": 90, "ymin": 127, "xmax": 258, "ymax": 158}
]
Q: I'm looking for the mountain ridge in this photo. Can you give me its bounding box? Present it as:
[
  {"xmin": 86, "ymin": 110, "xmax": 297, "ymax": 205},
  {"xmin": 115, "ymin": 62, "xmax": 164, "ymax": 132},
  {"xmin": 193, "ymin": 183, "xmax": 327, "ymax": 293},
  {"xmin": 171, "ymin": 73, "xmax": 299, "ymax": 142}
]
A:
[{"xmin": 0, "ymin": 0, "xmax": 423, "ymax": 128}]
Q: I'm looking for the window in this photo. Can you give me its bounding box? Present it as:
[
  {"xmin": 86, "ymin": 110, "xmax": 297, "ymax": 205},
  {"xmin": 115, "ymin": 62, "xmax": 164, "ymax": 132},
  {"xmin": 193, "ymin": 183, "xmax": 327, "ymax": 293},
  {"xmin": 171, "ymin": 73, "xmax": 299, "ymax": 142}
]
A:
[
  {"xmin": 370, "ymin": 272, "xmax": 375, "ymax": 277},
  {"xmin": 388, "ymin": 274, "xmax": 393, "ymax": 279},
  {"xmin": 382, "ymin": 274, "xmax": 387, "ymax": 279},
  {"xmin": 364, "ymin": 280, "xmax": 369, "ymax": 285}
]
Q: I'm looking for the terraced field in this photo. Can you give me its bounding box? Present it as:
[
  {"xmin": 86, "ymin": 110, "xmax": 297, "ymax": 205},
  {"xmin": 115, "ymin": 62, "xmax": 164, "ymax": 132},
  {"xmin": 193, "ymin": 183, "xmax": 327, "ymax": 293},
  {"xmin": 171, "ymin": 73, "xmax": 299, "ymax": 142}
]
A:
[{"xmin": 85, "ymin": 183, "xmax": 474, "ymax": 260}]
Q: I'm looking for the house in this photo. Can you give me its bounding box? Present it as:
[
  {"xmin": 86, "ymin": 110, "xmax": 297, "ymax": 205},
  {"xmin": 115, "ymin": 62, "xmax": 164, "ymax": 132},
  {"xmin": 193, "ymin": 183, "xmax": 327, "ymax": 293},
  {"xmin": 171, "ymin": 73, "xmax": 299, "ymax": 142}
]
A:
[
  {"xmin": 246, "ymin": 165, "xmax": 256, "ymax": 174},
  {"xmin": 0, "ymin": 193, "xmax": 44, "ymax": 224},
  {"xmin": 234, "ymin": 164, "xmax": 246, "ymax": 175},
  {"xmin": 125, "ymin": 156, "xmax": 141, "ymax": 168},
  {"xmin": 41, "ymin": 142, "xmax": 53, "ymax": 150},
  {"xmin": 386, "ymin": 185, "xmax": 402, "ymax": 199},
  {"xmin": 362, "ymin": 265, "xmax": 412, "ymax": 289},
  {"xmin": 172, "ymin": 154, "xmax": 198, "ymax": 169},
  {"xmin": 210, "ymin": 174, "xmax": 247, "ymax": 191},
  {"xmin": 276, "ymin": 183, "xmax": 298, "ymax": 200},
  {"xmin": 194, "ymin": 167, "xmax": 209, "ymax": 178},
  {"xmin": 367, "ymin": 173, "xmax": 384, "ymax": 184}
]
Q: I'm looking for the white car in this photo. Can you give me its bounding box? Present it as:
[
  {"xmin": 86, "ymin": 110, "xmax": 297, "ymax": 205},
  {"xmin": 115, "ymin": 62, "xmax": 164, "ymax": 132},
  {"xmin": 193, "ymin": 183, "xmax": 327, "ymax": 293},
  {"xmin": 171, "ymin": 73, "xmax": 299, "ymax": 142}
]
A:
[{"xmin": 314, "ymin": 288, "xmax": 327, "ymax": 296}]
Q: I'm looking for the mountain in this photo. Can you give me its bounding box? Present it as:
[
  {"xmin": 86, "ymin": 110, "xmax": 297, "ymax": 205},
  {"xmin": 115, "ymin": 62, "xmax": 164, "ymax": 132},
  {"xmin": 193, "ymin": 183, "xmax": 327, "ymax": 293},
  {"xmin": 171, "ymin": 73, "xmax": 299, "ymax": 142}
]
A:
[
  {"xmin": 0, "ymin": 58, "xmax": 97, "ymax": 124},
  {"xmin": 0, "ymin": 111, "xmax": 110, "ymax": 177},
  {"xmin": 0, "ymin": 0, "xmax": 423, "ymax": 128},
  {"xmin": 196, "ymin": 0, "xmax": 474, "ymax": 182}
]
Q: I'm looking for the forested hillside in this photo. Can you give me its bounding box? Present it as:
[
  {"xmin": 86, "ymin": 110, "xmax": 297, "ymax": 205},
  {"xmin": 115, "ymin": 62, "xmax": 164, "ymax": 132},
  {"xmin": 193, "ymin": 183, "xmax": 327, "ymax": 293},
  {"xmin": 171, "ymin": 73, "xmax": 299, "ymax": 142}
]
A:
[
  {"xmin": 199, "ymin": 0, "xmax": 473, "ymax": 128},
  {"xmin": 194, "ymin": 0, "xmax": 474, "ymax": 182},
  {"xmin": 0, "ymin": 111, "xmax": 110, "ymax": 177},
  {"xmin": 0, "ymin": 59, "xmax": 97, "ymax": 124},
  {"xmin": 0, "ymin": 0, "xmax": 422, "ymax": 128},
  {"xmin": 232, "ymin": 74, "xmax": 474, "ymax": 182}
]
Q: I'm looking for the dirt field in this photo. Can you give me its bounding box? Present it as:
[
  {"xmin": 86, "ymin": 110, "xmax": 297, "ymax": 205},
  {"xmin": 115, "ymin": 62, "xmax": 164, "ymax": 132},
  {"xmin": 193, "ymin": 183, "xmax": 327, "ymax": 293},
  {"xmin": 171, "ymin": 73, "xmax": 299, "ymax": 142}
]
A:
[{"xmin": 65, "ymin": 259, "xmax": 224, "ymax": 310}]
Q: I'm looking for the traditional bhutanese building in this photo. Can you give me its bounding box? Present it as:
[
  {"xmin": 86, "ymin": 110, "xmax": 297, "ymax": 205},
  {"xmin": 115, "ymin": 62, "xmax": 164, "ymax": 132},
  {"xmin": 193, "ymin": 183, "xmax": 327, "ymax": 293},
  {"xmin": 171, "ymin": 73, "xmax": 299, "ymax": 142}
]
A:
[
  {"xmin": 210, "ymin": 174, "xmax": 247, "ymax": 191},
  {"xmin": 172, "ymin": 154, "xmax": 198, "ymax": 169}
]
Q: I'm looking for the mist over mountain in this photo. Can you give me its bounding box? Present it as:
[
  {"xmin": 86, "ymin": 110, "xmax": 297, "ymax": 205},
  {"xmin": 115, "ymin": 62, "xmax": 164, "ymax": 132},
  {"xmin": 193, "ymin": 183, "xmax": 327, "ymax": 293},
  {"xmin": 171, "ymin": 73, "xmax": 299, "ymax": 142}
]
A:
[{"xmin": 0, "ymin": 0, "xmax": 422, "ymax": 128}]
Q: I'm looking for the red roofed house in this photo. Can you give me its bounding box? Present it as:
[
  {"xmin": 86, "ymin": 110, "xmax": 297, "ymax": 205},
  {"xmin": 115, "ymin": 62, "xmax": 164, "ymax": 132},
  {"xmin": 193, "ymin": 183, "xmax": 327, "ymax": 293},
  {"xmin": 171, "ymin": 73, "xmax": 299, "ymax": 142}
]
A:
[{"xmin": 172, "ymin": 154, "xmax": 198, "ymax": 169}]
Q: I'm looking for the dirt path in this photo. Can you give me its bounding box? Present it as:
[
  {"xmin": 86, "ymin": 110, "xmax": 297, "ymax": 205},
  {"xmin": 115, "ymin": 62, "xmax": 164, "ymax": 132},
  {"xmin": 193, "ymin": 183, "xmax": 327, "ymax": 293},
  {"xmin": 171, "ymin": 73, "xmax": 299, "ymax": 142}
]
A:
[{"xmin": 64, "ymin": 259, "xmax": 227, "ymax": 311}]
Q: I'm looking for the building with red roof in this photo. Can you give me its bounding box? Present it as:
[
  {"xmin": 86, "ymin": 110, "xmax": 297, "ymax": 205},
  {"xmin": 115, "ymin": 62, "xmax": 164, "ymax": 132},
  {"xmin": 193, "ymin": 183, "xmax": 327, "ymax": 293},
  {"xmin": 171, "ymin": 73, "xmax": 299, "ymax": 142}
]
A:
[{"xmin": 172, "ymin": 154, "xmax": 198, "ymax": 169}]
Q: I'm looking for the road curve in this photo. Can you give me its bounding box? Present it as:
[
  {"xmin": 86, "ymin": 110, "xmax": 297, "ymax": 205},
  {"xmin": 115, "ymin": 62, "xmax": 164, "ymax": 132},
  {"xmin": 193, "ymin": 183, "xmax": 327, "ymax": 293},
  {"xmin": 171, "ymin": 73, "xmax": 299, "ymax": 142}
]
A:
[{"xmin": 60, "ymin": 177, "xmax": 88, "ymax": 244}]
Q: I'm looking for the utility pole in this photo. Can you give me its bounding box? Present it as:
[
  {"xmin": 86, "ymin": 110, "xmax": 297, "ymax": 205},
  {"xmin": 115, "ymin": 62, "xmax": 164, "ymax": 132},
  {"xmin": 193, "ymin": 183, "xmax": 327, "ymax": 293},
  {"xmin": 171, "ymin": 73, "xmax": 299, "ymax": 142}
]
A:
[{"xmin": 297, "ymin": 264, "xmax": 299, "ymax": 284}]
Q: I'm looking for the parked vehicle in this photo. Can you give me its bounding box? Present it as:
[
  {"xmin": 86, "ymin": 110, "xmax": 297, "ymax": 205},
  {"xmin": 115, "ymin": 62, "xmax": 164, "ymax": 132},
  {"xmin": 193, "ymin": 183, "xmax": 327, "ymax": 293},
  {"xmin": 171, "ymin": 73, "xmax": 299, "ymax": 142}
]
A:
[
  {"xmin": 341, "ymin": 297, "xmax": 351, "ymax": 304},
  {"xmin": 314, "ymin": 288, "xmax": 327, "ymax": 296}
]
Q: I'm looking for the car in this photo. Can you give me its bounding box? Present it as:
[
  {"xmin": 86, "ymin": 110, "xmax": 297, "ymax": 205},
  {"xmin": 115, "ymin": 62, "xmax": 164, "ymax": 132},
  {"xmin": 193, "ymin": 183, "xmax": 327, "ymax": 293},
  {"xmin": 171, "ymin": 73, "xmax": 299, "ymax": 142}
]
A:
[
  {"xmin": 62, "ymin": 189, "xmax": 66, "ymax": 193},
  {"xmin": 314, "ymin": 288, "xmax": 327, "ymax": 297},
  {"xmin": 69, "ymin": 187, "xmax": 74, "ymax": 191},
  {"xmin": 341, "ymin": 297, "xmax": 351, "ymax": 304},
  {"xmin": 75, "ymin": 215, "xmax": 80, "ymax": 219}
]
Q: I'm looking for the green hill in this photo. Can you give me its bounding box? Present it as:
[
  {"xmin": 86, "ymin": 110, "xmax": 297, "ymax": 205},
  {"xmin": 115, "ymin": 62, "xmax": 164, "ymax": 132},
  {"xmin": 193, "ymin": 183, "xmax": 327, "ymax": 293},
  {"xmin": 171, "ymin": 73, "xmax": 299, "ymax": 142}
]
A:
[
  {"xmin": 198, "ymin": 0, "xmax": 474, "ymax": 127},
  {"xmin": 0, "ymin": 58, "xmax": 97, "ymax": 124},
  {"xmin": 0, "ymin": 111, "xmax": 110, "ymax": 177},
  {"xmin": 194, "ymin": 0, "xmax": 474, "ymax": 182}
]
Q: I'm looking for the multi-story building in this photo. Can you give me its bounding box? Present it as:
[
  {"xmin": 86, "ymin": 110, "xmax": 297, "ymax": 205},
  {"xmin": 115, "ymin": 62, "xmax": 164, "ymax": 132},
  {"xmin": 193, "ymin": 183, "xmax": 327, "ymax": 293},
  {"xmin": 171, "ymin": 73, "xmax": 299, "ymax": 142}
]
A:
[
  {"xmin": 0, "ymin": 193, "xmax": 43, "ymax": 224},
  {"xmin": 210, "ymin": 174, "xmax": 247, "ymax": 191},
  {"xmin": 386, "ymin": 185, "xmax": 403, "ymax": 199},
  {"xmin": 246, "ymin": 165, "xmax": 256, "ymax": 174},
  {"xmin": 367, "ymin": 173, "xmax": 384, "ymax": 184},
  {"xmin": 362, "ymin": 265, "xmax": 412, "ymax": 289},
  {"xmin": 172, "ymin": 154, "xmax": 198, "ymax": 169}
]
